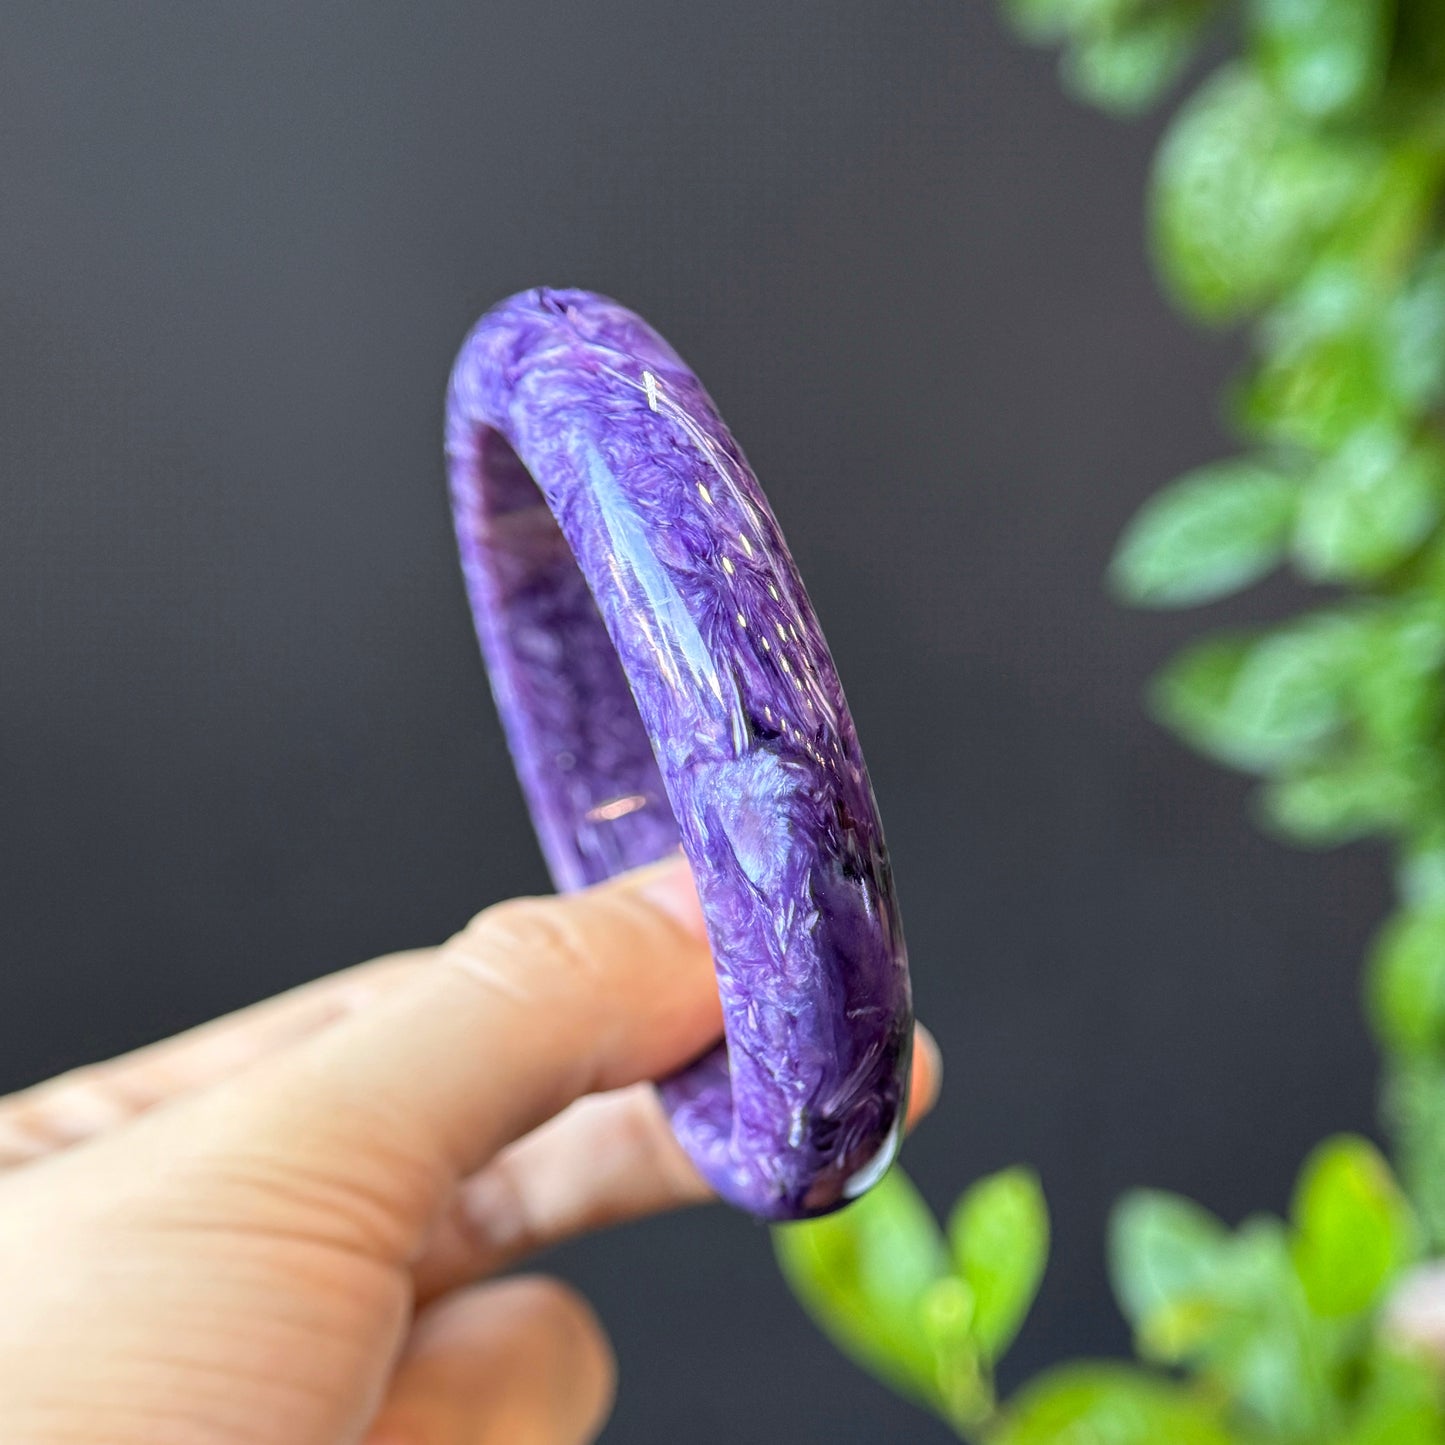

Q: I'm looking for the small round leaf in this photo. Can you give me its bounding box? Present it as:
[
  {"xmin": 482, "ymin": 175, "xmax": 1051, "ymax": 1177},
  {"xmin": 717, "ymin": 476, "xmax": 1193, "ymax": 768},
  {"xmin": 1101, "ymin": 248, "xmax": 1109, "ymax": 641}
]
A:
[
  {"xmin": 1110, "ymin": 459, "xmax": 1297, "ymax": 607},
  {"xmin": 1290, "ymin": 1135, "xmax": 1418, "ymax": 1316}
]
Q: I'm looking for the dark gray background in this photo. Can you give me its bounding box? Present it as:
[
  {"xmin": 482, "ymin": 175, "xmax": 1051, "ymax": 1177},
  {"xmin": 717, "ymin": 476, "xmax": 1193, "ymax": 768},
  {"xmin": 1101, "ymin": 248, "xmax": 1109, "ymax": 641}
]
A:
[{"xmin": 0, "ymin": 3, "xmax": 1385, "ymax": 1440}]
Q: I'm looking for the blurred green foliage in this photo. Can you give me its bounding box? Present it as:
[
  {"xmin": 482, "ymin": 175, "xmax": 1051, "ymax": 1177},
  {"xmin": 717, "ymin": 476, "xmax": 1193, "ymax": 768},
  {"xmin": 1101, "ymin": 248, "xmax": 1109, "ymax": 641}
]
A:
[
  {"xmin": 778, "ymin": 1138, "xmax": 1437, "ymax": 1441},
  {"xmin": 774, "ymin": 1168, "xmax": 1049, "ymax": 1435},
  {"xmin": 773, "ymin": 0, "xmax": 1445, "ymax": 1438}
]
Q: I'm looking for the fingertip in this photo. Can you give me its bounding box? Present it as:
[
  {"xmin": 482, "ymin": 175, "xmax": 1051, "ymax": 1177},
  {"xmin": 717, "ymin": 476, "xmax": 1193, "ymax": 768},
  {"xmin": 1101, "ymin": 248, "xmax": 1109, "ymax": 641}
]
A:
[
  {"xmin": 906, "ymin": 1022, "xmax": 942, "ymax": 1130},
  {"xmin": 261, "ymin": 863, "xmax": 724, "ymax": 1205},
  {"xmin": 620, "ymin": 853, "xmax": 707, "ymax": 940},
  {"xmin": 363, "ymin": 1276, "xmax": 616, "ymax": 1445},
  {"xmin": 500, "ymin": 1275, "xmax": 617, "ymax": 1425}
]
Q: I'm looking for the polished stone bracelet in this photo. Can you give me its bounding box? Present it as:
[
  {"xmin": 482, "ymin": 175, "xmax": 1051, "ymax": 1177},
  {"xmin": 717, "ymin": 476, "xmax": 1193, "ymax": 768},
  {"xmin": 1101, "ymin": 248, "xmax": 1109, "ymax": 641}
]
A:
[{"xmin": 445, "ymin": 288, "xmax": 912, "ymax": 1220}]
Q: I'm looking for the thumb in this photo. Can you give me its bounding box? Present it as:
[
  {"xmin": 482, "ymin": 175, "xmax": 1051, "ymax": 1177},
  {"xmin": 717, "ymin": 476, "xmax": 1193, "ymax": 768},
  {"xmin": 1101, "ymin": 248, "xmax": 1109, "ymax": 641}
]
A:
[{"xmin": 362, "ymin": 1277, "xmax": 614, "ymax": 1445}]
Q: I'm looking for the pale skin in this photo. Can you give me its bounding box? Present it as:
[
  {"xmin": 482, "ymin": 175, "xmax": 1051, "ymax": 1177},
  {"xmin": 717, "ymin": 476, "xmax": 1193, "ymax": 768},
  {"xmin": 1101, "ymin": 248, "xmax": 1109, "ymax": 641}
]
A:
[{"xmin": 0, "ymin": 855, "xmax": 940, "ymax": 1445}]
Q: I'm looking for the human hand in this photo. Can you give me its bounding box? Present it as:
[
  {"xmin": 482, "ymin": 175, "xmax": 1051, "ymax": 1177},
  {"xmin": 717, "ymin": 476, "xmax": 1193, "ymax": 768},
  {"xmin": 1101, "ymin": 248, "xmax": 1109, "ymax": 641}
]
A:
[{"xmin": 0, "ymin": 856, "xmax": 939, "ymax": 1445}]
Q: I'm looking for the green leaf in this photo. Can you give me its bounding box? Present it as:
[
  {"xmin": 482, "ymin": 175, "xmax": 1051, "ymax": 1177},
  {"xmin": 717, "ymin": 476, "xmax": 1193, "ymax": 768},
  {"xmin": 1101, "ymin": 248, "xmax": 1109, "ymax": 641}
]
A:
[
  {"xmin": 1388, "ymin": 247, "xmax": 1445, "ymax": 412},
  {"xmin": 1341, "ymin": 142, "xmax": 1443, "ymax": 289},
  {"xmin": 1236, "ymin": 265, "xmax": 1402, "ymax": 450},
  {"xmin": 1392, "ymin": 0, "xmax": 1445, "ymax": 92},
  {"xmin": 1109, "ymin": 1191, "xmax": 1229, "ymax": 1360},
  {"xmin": 1293, "ymin": 429, "xmax": 1445, "ymax": 582},
  {"xmin": 1109, "ymin": 458, "xmax": 1298, "ymax": 607},
  {"xmin": 1258, "ymin": 752, "xmax": 1421, "ymax": 846},
  {"xmin": 1064, "ymin": 4, "xmax": 1216, "ymax": 114},
  {"xmin": 999, "ymin": 0, "xmax": 1081, "ymax": 42},
  {"xmin": 917, "ymin": 1276, "xmax": 993, "ymax": 1430},
  {"xmin": 1238, "ymin": 329, "xmax": 1399, "ymax": 452},
  {"xmin": 1367, "ymin": 906, "xmax": 1445, "ymax": 1058},
  {"xmin": 1113, "ymin": 1191, "xmax": 1331, "ymax": 1433},
  {"xmin": 1150, "ymin": 617, "xmax": 1365, "ymax": 773},
  {"xmin": 947, "ymin": 1166, "xmax": 1050, "ymax": 1363},
  {"xmin": 1344, "ymin": 1344, "xmax": 1445, "ymax": 1445},
  {"xmin": 990, "ymin": 1363, "xmax": 1233, "ymax": 1445},
  {"xmin": 1151, "ymin": 64, "xmax": 1377, "ymax": 321},
  {"xmin": 1204, "ymin": 1215, "xmax": 1329, "ymax": 1436},
  {"xmin": 999, "ymin": 0, "xmax": 1135, "ymax": 42},
  {"xmin": 1290, "ymin": 1134, "xmax": 1418, "ymax": 1316},
  {"xmin": 1250, "ymin": 0, "xmax": 1393, "ymax": 118},
  {"xmin": 773, "ymin": 1169, "xmax": 952, "ymax": 1410},
  {"xmin": 1237, "ymin": 146, "xmax": 1441, "ymax": 447},
  {"xmin": 1355, "ymin": 605, "xmax": 1445, "ymax": 754},
  {"xmin": 1399, "ymin": 825, "xmax": 1445, "ymax": 909},
  {"xmin": 1383, "ymin": 1056, "xmax": 1445, "ymax": 1251},
  {"xmin": 999, "ymin": 0, "xmax": 1066, "ymax": 40}
]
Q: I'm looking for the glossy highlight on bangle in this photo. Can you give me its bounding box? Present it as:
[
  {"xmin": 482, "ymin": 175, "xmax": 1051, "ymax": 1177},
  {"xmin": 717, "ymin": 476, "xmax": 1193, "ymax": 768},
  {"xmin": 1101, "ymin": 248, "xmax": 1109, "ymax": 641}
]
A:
[{"xmin": 445, "ymin": 288, "xmax": 912, "ymax": 1220}]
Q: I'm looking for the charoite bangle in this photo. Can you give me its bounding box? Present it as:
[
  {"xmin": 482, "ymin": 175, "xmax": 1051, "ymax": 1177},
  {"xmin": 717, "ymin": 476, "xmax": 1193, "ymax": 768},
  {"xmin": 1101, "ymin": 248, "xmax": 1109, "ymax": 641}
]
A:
[{"xmin": 445, "ymin": 288, "xmax": 913, "ymax": 1220}]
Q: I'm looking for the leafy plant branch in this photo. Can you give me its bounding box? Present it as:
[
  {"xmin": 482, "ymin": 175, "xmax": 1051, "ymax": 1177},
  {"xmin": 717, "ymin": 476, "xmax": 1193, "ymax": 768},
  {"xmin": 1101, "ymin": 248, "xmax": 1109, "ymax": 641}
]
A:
[{"xmin": 773, "ymin": 1, "xmax": 1445, "ymax": 1439}]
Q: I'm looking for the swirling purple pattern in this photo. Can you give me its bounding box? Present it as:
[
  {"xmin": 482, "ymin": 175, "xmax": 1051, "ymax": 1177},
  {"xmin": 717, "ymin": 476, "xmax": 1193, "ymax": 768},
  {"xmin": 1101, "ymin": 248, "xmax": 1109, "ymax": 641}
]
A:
[{"xmin": 445, "ymin": 288, "xmax": 912, "ymax": 1219}]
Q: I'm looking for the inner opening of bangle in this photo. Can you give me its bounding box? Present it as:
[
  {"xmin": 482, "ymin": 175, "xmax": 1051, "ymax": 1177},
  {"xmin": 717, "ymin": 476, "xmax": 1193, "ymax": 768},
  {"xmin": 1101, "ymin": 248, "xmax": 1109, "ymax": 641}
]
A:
[{"xmin": 472, "ymin": 425, "xmax": 681, "ymax": 890}]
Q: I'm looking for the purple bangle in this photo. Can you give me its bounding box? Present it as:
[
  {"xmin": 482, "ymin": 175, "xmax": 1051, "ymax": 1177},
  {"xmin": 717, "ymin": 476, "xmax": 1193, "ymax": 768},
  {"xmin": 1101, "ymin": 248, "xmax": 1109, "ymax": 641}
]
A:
[{"xmin": 444, "ymin": 288, "xmax": 912, "ymax": 1220}]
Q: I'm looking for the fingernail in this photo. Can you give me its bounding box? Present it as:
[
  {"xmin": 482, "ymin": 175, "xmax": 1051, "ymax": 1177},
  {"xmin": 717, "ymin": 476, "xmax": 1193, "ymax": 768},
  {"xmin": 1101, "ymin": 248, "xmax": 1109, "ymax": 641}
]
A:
[
  {"xmin": 630, "ymin": 854, "xmax": 707, "ymax": 938},
  {"xmin": 912, "ymin": 1022, "xmax": 942, "ymax": 1115},
  {"xmin": 458, "ymin": 1167, "xmax": 525, "ymax": 1257}
]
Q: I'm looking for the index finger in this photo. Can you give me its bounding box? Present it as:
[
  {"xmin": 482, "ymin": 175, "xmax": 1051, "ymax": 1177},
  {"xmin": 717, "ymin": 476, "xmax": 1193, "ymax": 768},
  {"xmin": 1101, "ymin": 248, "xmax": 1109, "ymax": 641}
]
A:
[
  {"xmin": 0, "ymin": 951, "xmax": 426, "ymax": 1169},
  {"xmin": 211, "ymin": 856, "xmax": 723, "ymax": 1252}
]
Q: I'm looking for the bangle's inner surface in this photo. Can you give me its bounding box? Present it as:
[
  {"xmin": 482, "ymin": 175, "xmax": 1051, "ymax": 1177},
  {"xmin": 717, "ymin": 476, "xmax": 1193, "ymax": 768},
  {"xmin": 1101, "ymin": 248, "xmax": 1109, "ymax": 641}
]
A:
[
  {"xmin": 470, "ymin": 425, "xmax": 681, "ymax": 889},
  {"xmin": 468, "ymin": 423, "xmax": 741, "ymax": 1189}
]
